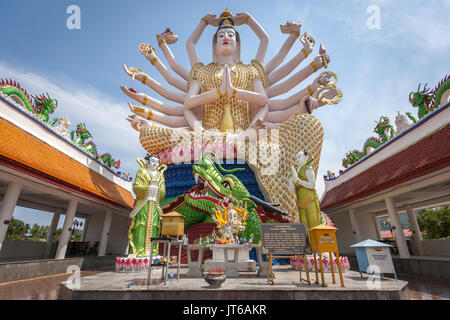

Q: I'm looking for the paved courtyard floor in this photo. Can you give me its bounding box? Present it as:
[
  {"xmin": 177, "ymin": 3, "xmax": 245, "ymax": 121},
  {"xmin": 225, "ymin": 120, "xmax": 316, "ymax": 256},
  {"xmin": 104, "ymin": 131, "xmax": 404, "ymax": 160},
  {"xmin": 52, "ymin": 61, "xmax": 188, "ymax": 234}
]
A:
[{"xmin": 0, "ymin": 265, "xmax": 448, "ymax": 300}]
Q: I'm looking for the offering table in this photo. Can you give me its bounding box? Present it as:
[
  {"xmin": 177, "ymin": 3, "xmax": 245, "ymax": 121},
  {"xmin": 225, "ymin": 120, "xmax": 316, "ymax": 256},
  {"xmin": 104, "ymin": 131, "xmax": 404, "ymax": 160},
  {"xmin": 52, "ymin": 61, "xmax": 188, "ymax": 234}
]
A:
[{"xmin": 186, "ymin": 244, "xmax": 266, "ymax": 278}]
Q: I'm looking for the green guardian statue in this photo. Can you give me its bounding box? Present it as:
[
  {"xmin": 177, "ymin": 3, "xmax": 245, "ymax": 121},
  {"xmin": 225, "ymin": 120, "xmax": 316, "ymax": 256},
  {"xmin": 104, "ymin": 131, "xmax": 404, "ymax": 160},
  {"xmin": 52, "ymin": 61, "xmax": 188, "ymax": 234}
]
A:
[{"xmin": 128, "ymin": 153, "xmax": 167, "ymax": 257}]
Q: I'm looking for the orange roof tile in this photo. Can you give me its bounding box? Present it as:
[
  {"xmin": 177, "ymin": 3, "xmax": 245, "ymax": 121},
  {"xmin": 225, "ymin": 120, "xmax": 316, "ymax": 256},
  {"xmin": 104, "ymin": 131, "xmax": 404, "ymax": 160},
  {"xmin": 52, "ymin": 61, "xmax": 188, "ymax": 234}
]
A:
[{"xmin": 0, "ymin": 118, "xmax": 134, "ymax": 210}]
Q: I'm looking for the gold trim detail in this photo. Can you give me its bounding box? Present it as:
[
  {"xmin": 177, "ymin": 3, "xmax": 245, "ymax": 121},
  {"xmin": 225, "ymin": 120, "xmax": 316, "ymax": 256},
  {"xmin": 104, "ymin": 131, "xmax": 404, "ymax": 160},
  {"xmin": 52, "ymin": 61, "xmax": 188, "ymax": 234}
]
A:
[
  {"xmin": 321, "ymin": 54, "xmax": 328, "ymax": 69},
  {"xmin": 301, "ymin": 48, "xmax": 309, "ymax": 59},
  {"xmin": 310, "ymin": 61, "xmax": 318, "ymax": 72},
  {"xmin": 151, "ymin": 57, "xmax": 159, "ymax": 66},
  {"xmin": 141, "ymin": 74, "xmax": 148, "ymax": 85},
  {"xmin": 143, "ymin": 94, "xmax": 148, "ymax": 105}
]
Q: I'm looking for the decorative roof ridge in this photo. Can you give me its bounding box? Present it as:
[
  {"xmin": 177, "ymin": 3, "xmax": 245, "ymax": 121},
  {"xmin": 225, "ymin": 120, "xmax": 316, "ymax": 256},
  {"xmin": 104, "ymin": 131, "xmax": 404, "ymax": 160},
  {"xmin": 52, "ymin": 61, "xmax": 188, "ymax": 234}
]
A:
[
  {"xmin": 324, "ymin": 102, "xmax": 449, "ymax": 183},
  {"xmin": 0, "ymin": 95, "xmax": 132, "ymax": 190}
]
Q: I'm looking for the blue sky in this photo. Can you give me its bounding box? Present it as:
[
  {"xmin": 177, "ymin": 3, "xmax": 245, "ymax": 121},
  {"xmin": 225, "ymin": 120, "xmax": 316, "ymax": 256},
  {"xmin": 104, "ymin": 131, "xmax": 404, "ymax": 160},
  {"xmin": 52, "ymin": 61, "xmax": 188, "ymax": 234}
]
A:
[{"xmin": 1, "ymin": 0, "xmax": 449, "ymax": 227}]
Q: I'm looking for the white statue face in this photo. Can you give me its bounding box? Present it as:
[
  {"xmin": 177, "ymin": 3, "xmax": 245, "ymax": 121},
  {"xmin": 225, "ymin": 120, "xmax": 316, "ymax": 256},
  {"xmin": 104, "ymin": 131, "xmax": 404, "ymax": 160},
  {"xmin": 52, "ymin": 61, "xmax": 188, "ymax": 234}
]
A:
[
  {"xmin": 147, "ymin": 156, "xmax": 159, "ymax": 170},
  {"xmin": 215, "ymin": 28, "xmax": 237, "ymax": 57},
  {"xmin": 295, "ymin": 150, "xmax": 308, "ymax": 166}
]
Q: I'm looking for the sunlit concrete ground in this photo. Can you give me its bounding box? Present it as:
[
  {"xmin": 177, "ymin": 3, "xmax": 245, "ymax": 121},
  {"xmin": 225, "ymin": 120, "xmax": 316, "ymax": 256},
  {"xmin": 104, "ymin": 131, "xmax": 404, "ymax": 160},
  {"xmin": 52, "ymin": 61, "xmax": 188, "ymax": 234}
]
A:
[{"xmin": 0, "ymin": 265, "xmax": 448, "ymax": 300}]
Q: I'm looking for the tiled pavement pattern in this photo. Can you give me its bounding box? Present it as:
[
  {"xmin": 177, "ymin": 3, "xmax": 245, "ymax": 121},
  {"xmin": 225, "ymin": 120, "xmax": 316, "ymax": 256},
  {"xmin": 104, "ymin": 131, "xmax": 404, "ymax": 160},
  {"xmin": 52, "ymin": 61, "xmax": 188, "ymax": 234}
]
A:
[
  {"xmin": 0, "ymin": 271, "xmax": 103, "ymax": 300},
  {"xmin": 0, "ymin": 268, "xmax": 448, "ymax": 300},
  {"xmin": 385, "ymin": 273, "xmax": 450, "ymax": 300}
]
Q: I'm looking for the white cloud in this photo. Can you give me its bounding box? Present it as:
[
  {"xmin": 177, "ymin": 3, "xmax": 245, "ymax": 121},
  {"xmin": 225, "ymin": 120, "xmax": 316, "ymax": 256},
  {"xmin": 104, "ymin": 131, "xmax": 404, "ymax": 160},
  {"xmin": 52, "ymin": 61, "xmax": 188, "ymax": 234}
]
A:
[
  {"xmin": 0, "ymin": 61, "xmax": 143, "ymax": 174},
  {"xmin": 316, "ymin": 0, "xmax": 450, "ymax": 54}
]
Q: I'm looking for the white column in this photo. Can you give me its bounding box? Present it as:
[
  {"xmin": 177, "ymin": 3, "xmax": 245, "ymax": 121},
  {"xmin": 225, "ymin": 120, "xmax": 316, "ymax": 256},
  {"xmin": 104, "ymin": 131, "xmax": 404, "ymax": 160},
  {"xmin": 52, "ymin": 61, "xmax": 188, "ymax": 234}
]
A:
[
  {"xmin": 81, "ymin": 216, "xmax": 90, "ymax": 242},
  {"xmin": 406, "ymin": 205, "xmax": 422, "ymax": 241},
  {"xmin": 349, "ymin": 208, "xmax": 362, "ymax": 242},
  {"xmin": 45, "ymin": 210, "xmax": 61, "ymax": 257},
  {"xmin": 385, "ymin": 197, "xmax": 410, "ymax": 258},
  {"xmin": 406, "ymin": 205, "xmax": 423, "ymax": 256},
  {"xmin": 371, "ymin": 214, "xmax": 382, "ymax": 240},
  {"xmin": 55, "ymin": 199, "xmax": 78, "ymax": 259},
  {"xmin": 0, "ymin": 181, "xmax": 22, "ymax": 251},
  {"xmin": 98, "ymin": 209, "xmax": 112, "ymax": 257}
]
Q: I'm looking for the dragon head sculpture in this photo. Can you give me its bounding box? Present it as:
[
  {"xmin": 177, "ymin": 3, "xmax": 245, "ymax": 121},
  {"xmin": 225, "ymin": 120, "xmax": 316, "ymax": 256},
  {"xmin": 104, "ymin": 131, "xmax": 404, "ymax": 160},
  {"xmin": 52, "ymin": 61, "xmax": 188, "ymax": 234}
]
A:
[
  {"xmin": 373, "ymin": 115, "xmax": 394, "ymax": 142},
  {"xmin": 183, "ymin": 152, "xmax": 289, "ymax": 241},
  {"xmin": 75, "ymin": 122, "xmax": 93, "ymax": 140},
  {"xmin": 185, "ymin": 152, "xmax": 255, "ymax": 215},
  {"xmin": 409, "ymin": 83, "xmax": 432, "ymax": 111},
  {"xmin": 32, "ymin": 93, "xmax": 58, "ymax": 115}
]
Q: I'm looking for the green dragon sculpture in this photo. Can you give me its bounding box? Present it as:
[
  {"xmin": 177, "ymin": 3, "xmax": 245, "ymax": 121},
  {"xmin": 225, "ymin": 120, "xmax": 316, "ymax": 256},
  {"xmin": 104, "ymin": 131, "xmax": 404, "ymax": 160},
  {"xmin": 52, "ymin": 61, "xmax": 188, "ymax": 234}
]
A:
[
  {"xmin": 342, "ymin": 116, "xmax": 395, "ymax": 168},
  {"xmin": 71, "ymin": 123, "xmax": 121, "ymax": 169},
  {"xmin": 406, "ymin": 75, "xmax": 450, "ymax": 123},
  {"xmin": 0, "ymin": 79, "xmax": 58, "ymax": 124},
  {"xmin": 161, "ymin": 152, "xmax": 324, "ymax": 244}
]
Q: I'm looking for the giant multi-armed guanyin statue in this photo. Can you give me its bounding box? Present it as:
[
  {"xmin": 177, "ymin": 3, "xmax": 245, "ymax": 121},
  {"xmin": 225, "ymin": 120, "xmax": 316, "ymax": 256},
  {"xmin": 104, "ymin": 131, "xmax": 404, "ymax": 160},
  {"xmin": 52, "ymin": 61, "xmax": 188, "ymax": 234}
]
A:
[{"xmin": 121, "ymin": 9, "xmax": 342, "ymax": 225}]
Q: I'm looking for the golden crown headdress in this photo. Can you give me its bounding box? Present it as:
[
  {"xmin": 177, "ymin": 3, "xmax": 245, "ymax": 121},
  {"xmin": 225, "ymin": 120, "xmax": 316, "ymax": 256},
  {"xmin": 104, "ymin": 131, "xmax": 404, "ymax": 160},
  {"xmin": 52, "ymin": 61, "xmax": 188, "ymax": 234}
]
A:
[{"xmin": 218, "ymin": 8, "xmax": 235, "ymax": 28}]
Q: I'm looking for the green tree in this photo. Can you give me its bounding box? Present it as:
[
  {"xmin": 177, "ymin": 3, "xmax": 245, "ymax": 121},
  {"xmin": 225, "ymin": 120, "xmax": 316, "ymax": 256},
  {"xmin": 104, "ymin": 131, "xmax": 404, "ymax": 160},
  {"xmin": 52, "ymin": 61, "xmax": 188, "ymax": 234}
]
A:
[
  {"xmin": 416, "ymin": 206, "xmax": 450, "ymax": 240},
  {"xmin": 55, "ymin": 228, "xmax": 62, "ymax": 241},
  {"xmin": 29, "ymin": 223, "xmax": 49, "ymax": 240},
  {"xmin": 5, "ymin": 218, "xmax": 30, "ymax": 240}
]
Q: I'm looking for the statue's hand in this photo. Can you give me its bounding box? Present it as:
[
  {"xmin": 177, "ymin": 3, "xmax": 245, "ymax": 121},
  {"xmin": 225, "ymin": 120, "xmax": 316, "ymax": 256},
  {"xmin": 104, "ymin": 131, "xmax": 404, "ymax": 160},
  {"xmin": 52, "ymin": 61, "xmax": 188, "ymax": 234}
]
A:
[
  {"xmin": 300, "ymin": 32, "xmax": 315, "ymax": 52},
  {"xmin": 313, "ymin": 54, "xmax": 330, "ymax": 69},
  {"xmin": 157, "ymin": 28, "xmax": 178, "ymax": 45},
  {"xmin": 225, "ymin": 65, "xmax": 234, "ymax": 97},
  {"xmin": 139, "ymin": 43, "xmax": 156, "ymax": 58},
  {"xmin": 316, "ymin": 87, "xmax": 341, "ymax": 106},
  {"xmin": 312, "ymin": 73, "xmax": 332, "ymax": 89},
  {"xmin": 202, "ymin": 14, "xmax": 219, "ymax": 26},
  {"xmin": 126, "ymin": 114, "xmax": 149, "ymax": 132},
  {"xmin": 234, "ymin": 12, "xmax": 251, "ymax": 26},
  {"xmin": 217, "ymin": 65, "xmax": 227, "ymax": 97},
  {"xmin": 280, "ymin": 21, "xmax": 301, "ymax": 35}
]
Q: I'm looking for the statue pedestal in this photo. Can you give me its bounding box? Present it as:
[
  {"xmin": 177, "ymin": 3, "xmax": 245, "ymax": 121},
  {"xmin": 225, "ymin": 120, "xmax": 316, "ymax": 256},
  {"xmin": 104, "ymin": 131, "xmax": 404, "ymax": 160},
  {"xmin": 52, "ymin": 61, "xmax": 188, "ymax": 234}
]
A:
[{"xmin": 204, "ymin": 244, "xmax": 256, "ymax": 276}]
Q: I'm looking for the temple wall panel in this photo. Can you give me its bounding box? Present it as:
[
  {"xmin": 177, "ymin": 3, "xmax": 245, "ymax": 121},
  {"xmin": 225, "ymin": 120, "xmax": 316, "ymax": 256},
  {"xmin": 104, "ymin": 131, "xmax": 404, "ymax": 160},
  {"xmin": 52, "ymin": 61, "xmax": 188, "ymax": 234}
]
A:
[
  {"xmin": 330, "ymin": 212, "xmax": 355, "ymax": 254},
  {"xmin": 106, "ymin": 214, "xmax": 130, "ymax": 256},
  {"xmin": 356, "ymin": 212, "xmax": 378, "ymax": 241},
  {"xmin": 0, "ymin": 240, "xmax": 46, "ymax": 259},
  {"xmin": 83, "ymin": 214, "xmax": 104, "ymax": 245}
]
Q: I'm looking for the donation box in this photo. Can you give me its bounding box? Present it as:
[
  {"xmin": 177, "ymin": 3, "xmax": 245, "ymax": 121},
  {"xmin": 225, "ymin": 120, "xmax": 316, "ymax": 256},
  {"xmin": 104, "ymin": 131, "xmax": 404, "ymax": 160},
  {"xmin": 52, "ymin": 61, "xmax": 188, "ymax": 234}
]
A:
[
  {"xmin": 310, "ymin": 224, "xmax": 338, "ymax": 253},
  {"xmin": 350, "ymin": 239, "xmax": 397, "ymax": 279},
  {"xmin": 161, "ymin": 211, "xmax": 185, "ymax": 236}
]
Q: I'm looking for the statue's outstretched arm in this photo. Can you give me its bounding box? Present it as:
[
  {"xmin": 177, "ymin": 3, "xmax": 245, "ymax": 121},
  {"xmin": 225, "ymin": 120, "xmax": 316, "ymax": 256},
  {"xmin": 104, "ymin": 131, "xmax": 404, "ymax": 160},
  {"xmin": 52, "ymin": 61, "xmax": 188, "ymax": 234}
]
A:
[
  {"xmin": 234, "ymin": 13, "xmax": 269, "ymax": 64},
  {"xmin": 268, "ymin": 73, "xmax": 332, "ymax": 110},
  {"xmin": 139, "ymin": 43, "xmax": 187, "ymax": 92},
  {"xmin": 157, "ymin": 29, "xmax": 189, "ymax": 80},
  {"xmin": 266, "ymin": 54, "xmax": 330, "ymax": 98},
  {"xmin": 120, "ymin": 85, "xmax": 184, "ymax": 116},
  {"xmin": 267, "ymin": 87, "xmax": 340, "ymax": 122},
  {"xmin": 123, "ymin": 64, "xmax": 185, "ymax": 104},
  {"xmin": 267, "ymin": 33, "xmax": 315, "ymax": 86},
  {"xmin": 128, "ymin": 102, "xmax": 188, "ymax": 128},
  {"xmin": 265, "ymin": 22, "xmax": 301, "ymax": 75},
  {"xmin": 186, "ymin": 14, "xmax": 218, "ymax": 66},
  {"xmin": 266, "ymin": 103, "xmax": 307, "ymax": 122}
]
